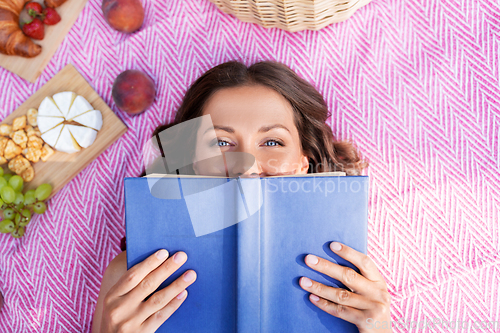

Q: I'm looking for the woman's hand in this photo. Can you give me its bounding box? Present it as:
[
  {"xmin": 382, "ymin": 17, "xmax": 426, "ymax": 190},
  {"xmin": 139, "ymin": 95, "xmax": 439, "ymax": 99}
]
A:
[
  {"xmin": 299, "ymin": 242, "xmax": 392, "ymax": 333},
  {"xmin": 99, "ymin": 249, "xmax": 197, "ymax": 333}
]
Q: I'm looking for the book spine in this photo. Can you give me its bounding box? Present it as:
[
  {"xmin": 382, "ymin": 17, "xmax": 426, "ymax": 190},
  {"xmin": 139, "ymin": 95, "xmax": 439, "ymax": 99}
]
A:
[{"xmin": 236, "ymin": 178, "xmax": 263, "ymax": 333}]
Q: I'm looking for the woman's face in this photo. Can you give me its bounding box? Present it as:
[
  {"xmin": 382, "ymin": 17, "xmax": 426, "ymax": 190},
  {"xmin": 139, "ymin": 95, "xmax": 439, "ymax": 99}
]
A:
[{"xmin": 193, "ymin": 84, "xmax": 309, "ymax": 177}]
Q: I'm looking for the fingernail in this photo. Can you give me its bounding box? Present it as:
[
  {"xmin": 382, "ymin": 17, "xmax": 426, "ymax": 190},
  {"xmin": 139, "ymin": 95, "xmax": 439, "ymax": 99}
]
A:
[
  {"xmin": 156, "ymin": 249, "xmax": 169, "ymax": 260},
  {"xmin": 305, "ymin": 254, "xmax": 318, "ymax": 265},
  {"xmin": 174, "ymin": 252, "xmax": 186, "ymax": 264},
  {"xmin": 176, "ymin": 290, "xmax": 186, "ymax": 299},
  {"xmin": 330, "ymin": 242, "xmax": 342, "ymax": 252},
  {"xmin": 310, "ymin": 294, "xmax": 320, "ymax": 302},
  {"xmin": 301, "ymin": 277, "xmax": 312, "ymax": 288},
  {"xmin": 183, "ymin": 271, "xmax": 195, "ymax": 282}
]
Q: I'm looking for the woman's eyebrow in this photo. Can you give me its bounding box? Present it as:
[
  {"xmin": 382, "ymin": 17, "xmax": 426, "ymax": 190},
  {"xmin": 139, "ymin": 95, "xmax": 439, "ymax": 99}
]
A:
[
  {"xmin": 205, "ymin": 124, "xmax": 290, "ymax": 134},
  {"xmin": 208, "ymin": 125, "xmax": 235, "ymax": 133},
  {"xmin": 258, "ymin": 124, "xmax": 290, "ymax": 133}
]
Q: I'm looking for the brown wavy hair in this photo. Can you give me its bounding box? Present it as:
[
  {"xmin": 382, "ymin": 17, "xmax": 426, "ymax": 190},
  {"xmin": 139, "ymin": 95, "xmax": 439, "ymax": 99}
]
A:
[{"xmin": 150, "ymin": 61, "xmax": 369, "ymax": 176}]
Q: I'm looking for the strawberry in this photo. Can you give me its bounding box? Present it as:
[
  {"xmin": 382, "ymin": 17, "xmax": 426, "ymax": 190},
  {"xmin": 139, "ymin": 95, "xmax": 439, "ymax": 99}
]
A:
[
  {"xmin": 22, "ymin": 18, "xmax": 44, "ymax": 40},
  {"xmin": 19, "ymin": 12, "xmax": 34, "ymax": 28},
  {"xmin": 25, "ymin": 2, "xmax": 43, "ymax": 17},
  {"xmin": 42, "ymin": 7, "xmax": 61, "ymax": 25}
]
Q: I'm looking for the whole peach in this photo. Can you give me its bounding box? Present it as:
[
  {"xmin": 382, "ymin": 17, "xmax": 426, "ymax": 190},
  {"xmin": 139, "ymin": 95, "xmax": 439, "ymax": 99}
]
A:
[
  {"xmin": 102, "ymin": 0, "xmax": 144, "ymax": 33},
  {"xmin": 112, "ymin": 70, "xmax": 156, "ymax": 115}
]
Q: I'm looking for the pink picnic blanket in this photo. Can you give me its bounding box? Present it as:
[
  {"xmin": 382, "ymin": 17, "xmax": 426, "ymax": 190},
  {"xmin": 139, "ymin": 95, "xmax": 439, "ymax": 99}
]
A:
[{"xmin": 0, "ymin": 0, "xmax": 499, "ymax": 332}]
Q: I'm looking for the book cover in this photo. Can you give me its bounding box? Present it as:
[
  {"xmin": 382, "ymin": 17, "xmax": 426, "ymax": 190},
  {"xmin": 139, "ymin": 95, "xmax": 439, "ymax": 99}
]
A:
[{"xmin": 125, "ymin": 175, "xmax": 368, "ymax": 332}]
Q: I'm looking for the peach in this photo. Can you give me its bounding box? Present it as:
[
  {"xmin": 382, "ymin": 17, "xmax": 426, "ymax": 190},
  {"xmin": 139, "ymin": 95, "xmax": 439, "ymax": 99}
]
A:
[
  {"xmin": 112, "ymin": 70, "xmax": 156, "ymax": 115},
  {"xmin": 102, "ymin": 0, "xmax": 144, "ymax": 33}
]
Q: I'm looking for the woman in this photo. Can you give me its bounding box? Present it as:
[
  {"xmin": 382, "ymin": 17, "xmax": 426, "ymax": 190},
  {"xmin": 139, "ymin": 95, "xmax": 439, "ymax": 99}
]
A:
[{"xmin": 92, "ymin": 61, "xmax": 392, "ymax": 333}]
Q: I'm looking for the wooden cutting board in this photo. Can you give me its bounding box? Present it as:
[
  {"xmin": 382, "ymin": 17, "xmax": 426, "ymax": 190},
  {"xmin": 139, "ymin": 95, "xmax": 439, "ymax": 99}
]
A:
[
  {"xmin": 1, "ymin": 63, "xmax": 128, "ymax": 198},
  {"xmin": 0, "ymin": 0, "xmax": 89, "ymax": 82}
]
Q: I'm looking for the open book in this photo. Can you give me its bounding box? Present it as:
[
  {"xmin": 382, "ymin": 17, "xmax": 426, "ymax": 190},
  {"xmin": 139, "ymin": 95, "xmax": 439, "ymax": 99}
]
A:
[
  {"xmin": 125, "ymin": 173, "xmax": 367, "ymax": 333},
  {"xmin": 144, "ymin": 171, "xmax": 347, "ymax": 178}
]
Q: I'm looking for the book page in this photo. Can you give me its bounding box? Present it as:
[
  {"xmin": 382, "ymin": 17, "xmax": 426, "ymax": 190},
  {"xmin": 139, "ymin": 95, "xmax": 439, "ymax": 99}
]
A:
[{"xmin": 143, "ymin": 171, "xmax": 347, "ymax": 178}]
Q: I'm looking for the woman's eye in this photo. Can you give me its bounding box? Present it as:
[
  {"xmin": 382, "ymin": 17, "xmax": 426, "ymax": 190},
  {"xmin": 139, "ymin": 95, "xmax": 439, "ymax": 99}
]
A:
[
  {"xmin": 217, "ymin": 140, "xmax": 231, "ymax": 147},
  {"xmin": 209, "ymin": 139, "xmax": 231, "ymax": 147},
  {"xmin": 263, "ymin": 140, "xmax": 283, "ymax": 147}
]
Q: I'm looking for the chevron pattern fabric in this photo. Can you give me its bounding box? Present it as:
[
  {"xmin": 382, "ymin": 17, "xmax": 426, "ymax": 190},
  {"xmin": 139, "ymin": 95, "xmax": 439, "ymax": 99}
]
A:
[{"xmin": 0, "ymin": 0, "xmax": 499, "ymax": 331}]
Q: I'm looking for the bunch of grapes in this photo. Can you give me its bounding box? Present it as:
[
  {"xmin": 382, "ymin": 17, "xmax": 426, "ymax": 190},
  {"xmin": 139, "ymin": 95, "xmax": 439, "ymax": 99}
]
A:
[{"xmin": 0, "ymin": 168, "xmax": 52, "ymax": 238}]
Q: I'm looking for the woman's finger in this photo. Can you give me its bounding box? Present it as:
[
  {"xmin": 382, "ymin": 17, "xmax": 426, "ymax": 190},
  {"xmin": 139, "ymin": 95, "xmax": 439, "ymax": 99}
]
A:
[
  {"xmin": 137, "ymin": 269, "xmax": 197, "ymax": 322},
  {"xmin": 304, "ymin": 254, "xmax": 373, "ymax": 296},
  {"xmin": 308, "ymin": 293, "xmax": 365, "ymax": 327},
  {"xmin": 140, "ymin": 290, "xmax": 189, "ymax": 333},
  {"xmin": 126, "ymin": 251, "xmax": 189, "ymax": 302},
  {"xmin": 108, "ymin": 249, "xmax": 171, "ymax": 297},
  {"xmin": 329, "ymin": 242, "xmax": 385, "ymax": 284},
  {"xmin": 299, "ymin": 277, "xmax": 372, "ymax": 310}
]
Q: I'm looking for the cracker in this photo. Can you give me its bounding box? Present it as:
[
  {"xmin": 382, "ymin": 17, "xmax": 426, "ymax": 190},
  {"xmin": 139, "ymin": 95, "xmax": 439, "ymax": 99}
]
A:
[
  {"xmin": 12, "ymin": 116, "xmax": 27, "ymax": 131},
  {"xmin": 8, "ymin": 155, "xmax": 30, "ymax": 175}
]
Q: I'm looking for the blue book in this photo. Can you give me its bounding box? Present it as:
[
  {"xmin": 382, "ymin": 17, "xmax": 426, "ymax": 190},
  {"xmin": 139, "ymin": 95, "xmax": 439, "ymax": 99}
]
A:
[{"xmin": 125, "ymin": 174, "xmax": 368, "ymax": 333}]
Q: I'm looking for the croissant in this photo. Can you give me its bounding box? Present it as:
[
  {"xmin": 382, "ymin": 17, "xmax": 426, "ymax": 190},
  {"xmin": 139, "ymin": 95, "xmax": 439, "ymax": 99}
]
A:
[
  {"xmin": 0, "ymin": 0, "xmax": 41, "ymax": 58},
  {"xmin": 44, "ymin": 0, "xmax": 67, "ymax": 8}
]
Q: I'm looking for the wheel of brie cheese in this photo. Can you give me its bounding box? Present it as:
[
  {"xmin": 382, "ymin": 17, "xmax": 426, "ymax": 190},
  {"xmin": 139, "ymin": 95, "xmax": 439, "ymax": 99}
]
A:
[{"xmin": 38, "ymin": 92, "xmax": 103, "ymax": 154}]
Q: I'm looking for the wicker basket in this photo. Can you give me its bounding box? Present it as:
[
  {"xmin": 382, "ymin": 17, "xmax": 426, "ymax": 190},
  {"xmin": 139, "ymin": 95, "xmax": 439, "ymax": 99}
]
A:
[{"xmin": 208, "ymin": 0, "xmax": 372, "ymax": 32}]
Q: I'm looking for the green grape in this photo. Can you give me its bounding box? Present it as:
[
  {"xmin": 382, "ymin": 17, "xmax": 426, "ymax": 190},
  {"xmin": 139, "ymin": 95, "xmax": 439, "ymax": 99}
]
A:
[
  {"xmin": 22, "ymin": 208, "xmax": 31, "ymax": 218},
  {"xmin": 3, "ymin": 174, "xmax": 12, "ymax": 182},
  {"xmin": 8, "ymin": 175, "xmax": 23, "ymax": 192},
  {"xmin": 0, "ymin": 219, "xmax": 14, "ymax": 233},
  {"xmin": 0, "ymin": 177, "xmax": 6, "ymax": 191},
  {"xmin": 15, "ymin": 203, "xmax": 24, "ymax": 210},
  {"xmin": 35, "ymin": 184, "xmax": 52, "ymax": 201},
  {"xmin": 3, "ymin": 208, "xmax": 15, "ymax": 220},
  {"xmin": 19, "ymin": 209, "xmax": 31, "ymax": 227},
  {"xmin": 0, "ymin": 198, "xmax": 4, "ymax": 209},
  {"xmin": 1, "ymin": 186, "xmax": 15, "ymax": 204},
  {"xmin": 33, "ymin": 202, "xmax": 47, "ymax": 214},
  {"xmin": 14, "ymin": 192, "xmax": 24, "ymax": 205},
  {"xmin": 0, "ymin": 168, "xmax": 4, "ymax": 177},
  {"xmin": 11, "ymin": 226, "xmax": 24, "ymax": 238},
  {"xmin": 14, "ymin": 213, "xmax": 21, "ymax": 225},
  {"xmin": 24, "ymin": 190, "xmax": 36, "ymax": 206}
]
